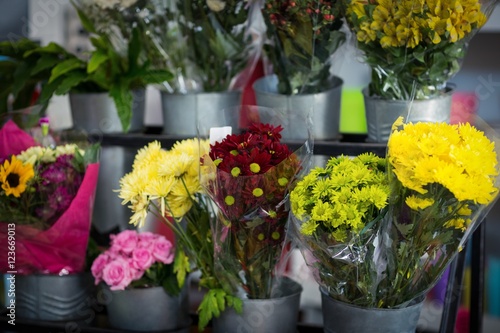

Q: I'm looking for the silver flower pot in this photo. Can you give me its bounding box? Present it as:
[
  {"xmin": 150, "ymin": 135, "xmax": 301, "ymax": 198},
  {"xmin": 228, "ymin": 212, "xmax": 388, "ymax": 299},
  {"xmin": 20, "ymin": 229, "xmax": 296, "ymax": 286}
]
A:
[
  {"xmin": 15, "ymin": 273, "xmax": 95, "ymax": 321},
  {"xmin": 69, "ymin": 89, "xmax": 146, "ymax": 134},
  {"xmin": 363, "ymin": 87, "xmax": 454, "ymax": 143},
  {"xmin": 212, "ymin": 277, "xmax": 302, "ymax": 333},
  {"xmin": 321, "ymin": 288, "xmax": 424, "ymax": 333},
  {"xmin": 161, "ymin": 90, "xmax": 242, "ymax": 137},
  {"xmin": 253, "ymin": 75, "xmax": 343, "ymax": 141},
  {"xmin": 105, "ymin": 285, "xmax": 190, "ymax": 332}
]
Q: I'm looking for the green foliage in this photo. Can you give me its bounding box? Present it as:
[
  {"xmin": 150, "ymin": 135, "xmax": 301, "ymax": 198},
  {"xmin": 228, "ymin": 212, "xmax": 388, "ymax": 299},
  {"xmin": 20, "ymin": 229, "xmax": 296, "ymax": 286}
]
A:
[{"xmin": 197, "ymin": 288, "xmax": 243, "ymax": 331}]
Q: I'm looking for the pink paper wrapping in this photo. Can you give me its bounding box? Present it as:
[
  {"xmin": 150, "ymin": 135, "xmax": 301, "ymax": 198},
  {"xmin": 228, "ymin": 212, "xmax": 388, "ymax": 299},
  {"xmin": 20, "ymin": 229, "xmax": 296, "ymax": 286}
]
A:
[
  {"xmin": 0, "ymin": 120, "xmax": 38, "ymax": 160},
  {"xmin": 0, "ymin": 163, "xmax": 99, "ymax": 275},
  {"xmin": 0, "ymin": 119, "xmax": 100, "ymax": 275}
]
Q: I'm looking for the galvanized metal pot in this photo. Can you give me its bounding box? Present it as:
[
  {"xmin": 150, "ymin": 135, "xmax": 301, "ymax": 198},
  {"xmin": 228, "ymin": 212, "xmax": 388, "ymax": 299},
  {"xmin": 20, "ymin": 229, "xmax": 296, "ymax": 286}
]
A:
[
  {"xmin": 69, "ymin": 90, "xmax": 146, "ymax": 233},
  {"xmin": 363, "ymin": 87, "xmax": 454, "ymax": 143},
  {"xmin": 212, "ymin": 277, "xmax": 303, "ymax": 333},
  {"xmin": 69, "ymin": 89, "xmax": 146, "ymax": 134},
  {"xmin": 105, "ymin": 285, "xmax": 190, "ymax": 332},
  {"xmin": 253, "ymin": 75, "xmax": 343, "ymax": 141},
  {"xmin": 321, "ymin": 288, "xmax": 424, "ymax": 333},
  {"xmin": 15, "ymin": 273, "xmax": 95, "ymax": 321},
  {"xmin": 161, "ymin": 91, "xmax": 242, "ymax": 137}
]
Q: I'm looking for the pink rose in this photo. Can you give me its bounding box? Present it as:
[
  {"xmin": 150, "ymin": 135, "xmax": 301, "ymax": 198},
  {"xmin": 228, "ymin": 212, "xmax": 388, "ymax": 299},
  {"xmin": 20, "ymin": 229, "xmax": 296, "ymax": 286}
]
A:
[
  {"xmin": 91, "ymin": 254, "xmax": 110, "ymax": 284},
  {"xmin": 152, "ymin": 237, "xmax": 175, "ymax": 264},
  {"xmin": 102, "ymin": 258, "xmax": 133, "ymax": 290},
  {"xmin": 110, "ymin": 230, "xmax": 139, "ymax": 254},
  {"xmin": 138, "ymin": 231, "xmax": 157, "ymax": 248},
  {"xmin": 131, "ymin": 248, "xmax": 154, "ymax": 271},
  {"xmin": 130, "ymin": 266, "xmax": 145, "ymax": 281}
]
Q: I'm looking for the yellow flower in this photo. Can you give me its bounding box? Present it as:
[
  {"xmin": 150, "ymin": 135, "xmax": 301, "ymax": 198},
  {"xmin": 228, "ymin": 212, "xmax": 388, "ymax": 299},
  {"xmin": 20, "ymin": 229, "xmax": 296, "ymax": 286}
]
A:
[
  {"xmin": 311, "ymin": 201, "xmax": 335, "ymax": 222},
  {"xmin": 300, "ymin": 219, "xmax": 318, "ymax": 236},
  {"xmin": 0, "ymin": 156, "xmax": 34, "ymax": 198},
  {"xmin": 405, "ymin": 195, "xmax": 434, "ymax": 210}
]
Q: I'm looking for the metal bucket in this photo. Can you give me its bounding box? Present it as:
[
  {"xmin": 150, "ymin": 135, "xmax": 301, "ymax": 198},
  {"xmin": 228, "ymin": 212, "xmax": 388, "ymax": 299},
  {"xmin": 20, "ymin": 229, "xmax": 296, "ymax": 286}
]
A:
[
  {"xmin": 253, "ymin": 75, "xmax": 343, "ymax": 141},
  {"xmin": 364, "ymin": 87, "xmax": 454, "ymax": 143},
  {"xmin": 15, "ymin": 273, "xmax": 95, "ymax": 321},
  {"xmin": 212, "ymin": 277, "xmax": 302, "ymax": 333},
  {"xmin": 105, "ymin": 285, "xmax": 190, "ymax": 332},
  {"xmin": 161, "ymin": 91, "xmax": 242, "ymax": 137},
  {"xmin": 321, "ymin": 288, "xmax": 424, "ymax": 333},
  {"xmin": 69, "ymin": 90, "xmax": 146, "ymax": 133}
]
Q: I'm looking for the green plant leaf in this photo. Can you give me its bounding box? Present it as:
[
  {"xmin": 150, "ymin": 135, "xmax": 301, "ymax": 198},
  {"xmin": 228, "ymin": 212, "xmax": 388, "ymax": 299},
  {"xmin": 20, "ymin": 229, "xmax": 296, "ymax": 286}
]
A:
[
  {"xmin": 87, "ymin": 50, "xmax": 109, "ymax": 74},
  {"xmin": 31, "ymin": 54, "xmax": 60, "ymax": 75},
  {"xmin": 173, "ymin": 249, "xmax": 191, "ymax": 288},
  {"xmin": 24, "ymin": 42, "xmax": 67, "ymax": 57},
  {"xmin": 54, "ymin": 71, "xmax": 87, "ymax": 95},
  {"xmin": 109, "ymin": 82, "xmax": 132, "ymax": 132},
  {"xmin": 49, "ymin": 58, "xmax": 85, "ymax": 83},
  {"xmin": 73, "ymin": 3, "xmax": 97, "ymax": 34},
  {"xmin": 128, "ymin": 26, "xmax": 141, "ymax": 73}
]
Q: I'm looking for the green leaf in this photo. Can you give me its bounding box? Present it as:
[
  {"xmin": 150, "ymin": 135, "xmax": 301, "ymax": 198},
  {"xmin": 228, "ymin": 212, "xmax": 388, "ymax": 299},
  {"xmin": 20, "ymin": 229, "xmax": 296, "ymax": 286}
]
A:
[
  {"xmin": 31, "ymin": 54, "xmax": 60, "ymax": 75},
  {"xmin": 87, "ymin": 50, "xmax": 109, "ymax": 74},
  {"xmin": 38, "ymin": 76, "xmax": 64, "ymax": 104},
  {"xmin": 109, "ymin": 82, "xmax": 133, "ymax": 132},
  {"xmin": 54, "ymin": 71, "xmax": 87, "ymax": 95},
  {"xmin": 24, "ymin": 42, "xmax": 67, "ymax": 57},
  {"xmin": 49, "ymin": 58, "xmax": 85, "ymax": 83},
  {"xmin": 10, "ymin": 62, "xmax": 32, "ymax": 97},
  {"xmin": 128, "ymin": 26, "xmax": 141, "ymax": 73},
  {"xmin": 73, "ymin": 4, "xmax": 96, "ymax": 34},
  {"xmin": 172, "ymin": 249, "xmax": 191, "ymax": 288}
]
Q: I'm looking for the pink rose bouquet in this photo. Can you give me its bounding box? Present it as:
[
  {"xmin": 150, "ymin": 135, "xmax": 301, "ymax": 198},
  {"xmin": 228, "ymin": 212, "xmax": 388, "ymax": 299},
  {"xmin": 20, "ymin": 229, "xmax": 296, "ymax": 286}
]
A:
[{"xmin": 91, "ymin": 230, "xmax": 180, "ymax": 294}]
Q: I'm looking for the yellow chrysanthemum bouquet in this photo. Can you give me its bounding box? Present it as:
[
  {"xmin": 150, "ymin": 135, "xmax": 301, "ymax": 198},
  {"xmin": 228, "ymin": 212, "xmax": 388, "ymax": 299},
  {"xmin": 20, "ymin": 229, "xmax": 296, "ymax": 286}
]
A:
[
  {"xmin": 343, "ymin": 0, "xmax": 495, "ymax": 100},
  {"xmin": 290, "ymin": 118, "xmax": 500, "ymax": 308},
  {"xmin": 117, "ymin": 139, "xmax": 241, "ymax": 330}
]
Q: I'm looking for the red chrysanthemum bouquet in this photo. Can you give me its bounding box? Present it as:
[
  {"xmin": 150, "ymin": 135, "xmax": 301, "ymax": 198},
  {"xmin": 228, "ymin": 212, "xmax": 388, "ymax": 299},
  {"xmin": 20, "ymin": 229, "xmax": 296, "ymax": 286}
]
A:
[
  {"xmin": 0, "ymin": 120, "xmax": 99, "ymax": 275},
  {"xmin": 200, "ymin": 106, "xmax": 313, "ymax": 299}
]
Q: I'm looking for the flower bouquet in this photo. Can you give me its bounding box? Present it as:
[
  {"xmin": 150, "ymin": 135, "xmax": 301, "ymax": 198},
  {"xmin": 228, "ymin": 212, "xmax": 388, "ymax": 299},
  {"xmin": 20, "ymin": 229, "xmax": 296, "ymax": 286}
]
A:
[
  {"xmin": 118, "ymin": 138, "xmax": 242, "ymax": 330},
  {"xmin": 290, "ymin": 118, "xmax": 499, "ymax": 327},
  {"xmin": 342, "ymin": 0, "xmax": 496, "ymax": 100},
  {"xmin": 91, "ymin": 230, "xmax": 177, "ymax": 292},
  {"xmin": 260, "ymin": 0, "xmax": 346, "ymax": 94},
  {"xmin": 91, "ymin": 229, "xmax": 188, "ymax": 331},
  {"xmin": 0, "ymin": 120, "xmax": 100, "ymax": 275},
  {"xmin": 159, "ymin": 0, "xmax": 261, "ymax": 92},
  {"xmin": 199, "ymin": 105, "xmax": 313, "ymax": 300}
]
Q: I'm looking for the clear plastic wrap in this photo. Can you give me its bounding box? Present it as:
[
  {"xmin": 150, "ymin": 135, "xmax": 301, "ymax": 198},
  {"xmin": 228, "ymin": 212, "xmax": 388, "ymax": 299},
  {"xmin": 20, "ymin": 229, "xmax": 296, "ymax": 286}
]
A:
[
  {"xmin": 259, "ymin": 0, "xmax": 347, "ymax": 94},
  {"xmin": 342, "ymin": 0, "xmax": 498, "ymax": 100},
  {"xmin": 290, "ymin": 117, "xmax": 500, "ymax": 308},
  {"xmin": 0, "ymin": 120, "xmax": 100, "ymax": 275},
  {"xmin": 167, "ymin": 0, "xmax": 263, "ymax": 93},
  {"xmin": 199, "ymin": 105, "xmax": 313, "ymax": 299}
]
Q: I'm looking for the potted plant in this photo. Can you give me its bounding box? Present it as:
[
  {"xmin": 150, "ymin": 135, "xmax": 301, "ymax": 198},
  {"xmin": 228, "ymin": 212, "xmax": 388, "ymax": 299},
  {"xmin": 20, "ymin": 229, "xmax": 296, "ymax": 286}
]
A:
[
  {"xmin": 254, "ymin": 0, "xmax": 347, "ymax": 140},
  {"xmin": 0, "ymin": 119, "xmax": 100, "ymax": 321},
  {"xmin": 341, "ymin": 0, "xmax": 496, "ymax": 142},
  {"xmin": 289, "ymin": 119, "xmax": 500, "ymax": 332},
  {"xmin": 0, "ymin": 39, "xmax": 52, "ymax": 128},
  {"xmin": 90, "ymin": 229, "xmax": 189, "ymax": 331}
]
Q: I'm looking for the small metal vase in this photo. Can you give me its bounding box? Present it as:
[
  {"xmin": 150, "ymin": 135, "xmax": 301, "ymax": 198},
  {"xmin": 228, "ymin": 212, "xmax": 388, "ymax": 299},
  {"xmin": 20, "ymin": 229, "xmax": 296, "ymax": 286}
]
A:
[
  {"xmin": 161, "ymin": 90, "xmax": 242, "ymax": 137},
  {"xmin": 320, "ymin": 288, "xmax": 424, "ymax": 333},
  {"xmin": 15, "ymin": 273, "xmax": 95, "ymax": 321},
  {"xmin": 105, "ymin": 285, "xmax": 190, "ymax": 332},
  {"xmin": 253, "ymin": 75, "xmax": 343, "ymax": 141},
  {"xmin": 363, "ymin": 86, "xmax": 454, "ymax": 143},
  {"xmin": 212, "ymin": 277, "xmax": 303, "ymax": 333}
]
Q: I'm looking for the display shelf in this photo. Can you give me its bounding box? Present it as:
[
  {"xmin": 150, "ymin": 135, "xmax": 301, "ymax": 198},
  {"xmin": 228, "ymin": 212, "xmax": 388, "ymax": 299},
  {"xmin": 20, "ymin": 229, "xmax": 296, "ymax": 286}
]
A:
[{"xmin": 96, "ymin": 129, "xmax": 387, "ymax": 158}]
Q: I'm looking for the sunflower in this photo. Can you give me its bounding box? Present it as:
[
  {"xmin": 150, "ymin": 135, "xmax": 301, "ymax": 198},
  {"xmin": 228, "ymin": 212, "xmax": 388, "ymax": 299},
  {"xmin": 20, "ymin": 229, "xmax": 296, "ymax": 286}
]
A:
[{"xmin": 0, "ymin": 155, "xmax": 35, "ymax": 197}]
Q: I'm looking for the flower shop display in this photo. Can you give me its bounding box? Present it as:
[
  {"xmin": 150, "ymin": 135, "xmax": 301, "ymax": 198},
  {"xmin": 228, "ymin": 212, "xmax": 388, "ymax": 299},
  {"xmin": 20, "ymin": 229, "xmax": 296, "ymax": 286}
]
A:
[
  {"xmin": 118, "ymin": 138, "xmax": 243, "ymax": 331},
  {"xmin": 91, "ymin": 230, "xmax": 189, "ymax": 331},
  {"xmin": 290, "ymin": 118, "xmax": 500, "ymax": 332},
  {"xmin": 198, "ymin": 105, "xmax": 313, "ymax": 332},
  {"xmin": 254, "ymin": 0, "xmax": 346, "ymax": 140},
  {"xmin": 158, "ymin": 0, "xmax": 262, "ymax": 135},
  {"xmin": 0, "ymin": 119, "xmax": 100, "ymax": 321},
  {"xmin": 342, "ymin": 0, "xmax": 497, "ymax": 142}
]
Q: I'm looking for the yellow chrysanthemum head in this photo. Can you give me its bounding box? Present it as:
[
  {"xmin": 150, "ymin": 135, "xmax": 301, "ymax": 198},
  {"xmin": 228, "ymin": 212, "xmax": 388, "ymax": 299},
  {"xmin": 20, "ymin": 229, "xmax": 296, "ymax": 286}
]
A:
[
  {"xmin": 0, "ymin": 155, "xmax": 35, "ymax": 198},
  {"xmin": 388, "ymin": 121, "xmax": 499, "ymax": 205},
  {"xmin": 290, "ymin": 153, "xmax": 389, "ymax": 240}
]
